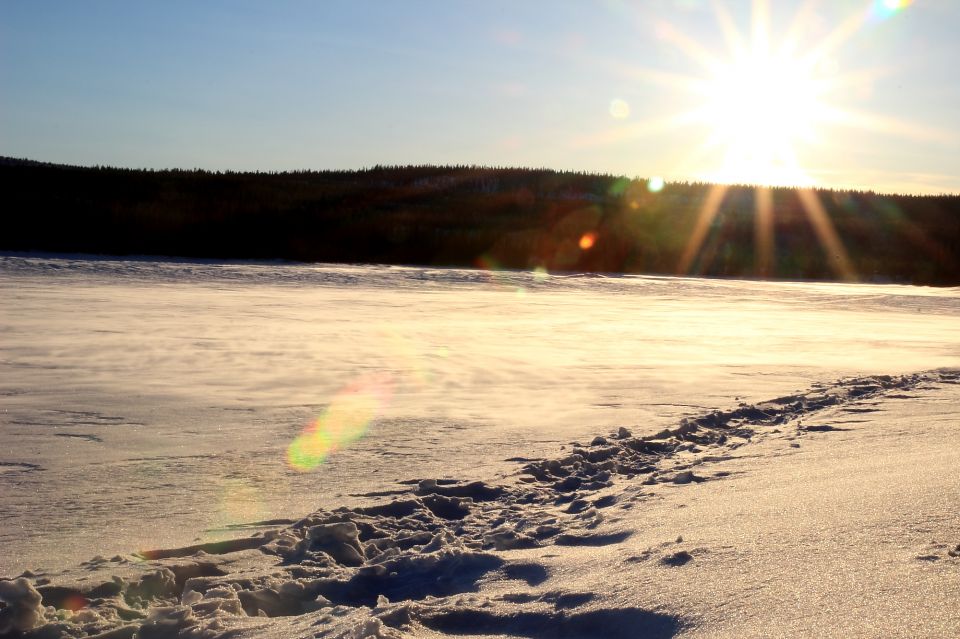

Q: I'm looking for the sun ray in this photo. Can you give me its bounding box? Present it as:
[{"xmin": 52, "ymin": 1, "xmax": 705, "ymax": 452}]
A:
[
  {"xmin": 819, "ymin": 106, "xmax": 959, "ymax": 144},
  {"xmin": 587, "ymin": 54, "xmax": 711, "ymax": 94},
  {"xmin": 655, "ymin": 21, "xmax": 725, "ymax": 75},
  {"xmin": 583, "ymin": 0, "xmax": 934, "ymax": 200},
  {"xmin": 751, "ymin": 0, "xmax": 771, "ymax": 56},
  {"xmin": 801, "ymin": 6, "xmax": 871, "ymax": 67},
  {"xmin": 577, "ymin": 0, "xmax": 944, "ymax": 281},
  {"xmin": 678, "ymin": 183, "xmax": 729, "ymax": 275},
  {"xmin": 754, "ymin": 186, "xmax": 775, "ymax": 277},
  {"xmin": 815, "ymin": 65, "xmax": 896, "ymax": 96},
  {"xmin": 574, "ymin": 107, "xmax": 710, "ymax": 148},
  {"xmin": 711, "ymin": 0, "xmax": 749, "ymax": 61},
  {"xmin": 777, "ymin": 0, "xmax": 821, "ymax": 60},
  {"xmin": 796, "ymin": 188, "xmax": 856, "ymax": 281}
]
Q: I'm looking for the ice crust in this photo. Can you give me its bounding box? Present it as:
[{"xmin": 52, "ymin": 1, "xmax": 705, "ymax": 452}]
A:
[{"xmin": 3, "ymin": 369, "xmax": 956, "ymax": 638}]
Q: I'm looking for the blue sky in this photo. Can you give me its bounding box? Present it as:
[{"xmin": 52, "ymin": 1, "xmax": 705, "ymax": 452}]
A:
[{"xmin": 2, "ymin": 0, "xmax": 958, "ymax": 193}]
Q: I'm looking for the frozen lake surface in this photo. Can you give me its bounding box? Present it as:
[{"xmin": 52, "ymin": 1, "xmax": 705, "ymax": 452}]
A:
[{"xmin": 2, "ymin": 254, "xmax": 958, "ymax": 575}]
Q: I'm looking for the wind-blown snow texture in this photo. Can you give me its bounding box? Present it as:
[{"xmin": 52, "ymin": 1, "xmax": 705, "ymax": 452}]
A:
[
  {"xmin": 3, "ymin": 255, "xmax": 960, "ymax": 636},
  {"xmin": 2, "ymin": 370, "xmax": 957, "ymax": 638},
  {"xmin": 2, "ymin": 255, "xmax": 958, "ymax": 576}
]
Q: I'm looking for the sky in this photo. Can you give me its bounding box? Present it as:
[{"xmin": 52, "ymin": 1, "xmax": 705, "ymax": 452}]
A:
[{"xmin": 2, "ymin": 0, "xmax": 959, "ymax": 194}]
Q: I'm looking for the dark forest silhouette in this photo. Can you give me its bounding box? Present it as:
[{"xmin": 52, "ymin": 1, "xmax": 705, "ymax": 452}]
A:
[{"xmin": 2, "ymin": 157, "xmax": 957, "ymax": 284}]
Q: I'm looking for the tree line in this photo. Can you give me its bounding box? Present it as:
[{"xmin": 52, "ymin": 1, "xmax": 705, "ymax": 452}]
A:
[{"xmin": 1, "ymin": 157, "xmax": 957, "ymax": 285}]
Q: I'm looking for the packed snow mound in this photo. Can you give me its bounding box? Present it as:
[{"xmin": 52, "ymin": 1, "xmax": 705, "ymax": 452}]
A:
[
  {"xmin": 0, "ymin": 579, "xmax": 44, "ymax": 635},
  {"xmin": 3, "ymin": 370, "xmax": 956, "ymax": 638}
]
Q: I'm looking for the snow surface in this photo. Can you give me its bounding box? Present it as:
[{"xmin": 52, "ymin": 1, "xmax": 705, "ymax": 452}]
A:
[
  {"xmin": 3, "ymin": 367, "xmax": 958, "ymax": 638},
  {"xmin": 1, "ymin": 254, "xmax": 958, "ymax": 582}
]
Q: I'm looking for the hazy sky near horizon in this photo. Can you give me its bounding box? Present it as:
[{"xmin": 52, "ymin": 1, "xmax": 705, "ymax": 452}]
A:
[{"xmin": 2, "ymin": 1, "xmax": 959, "ymax": 194}]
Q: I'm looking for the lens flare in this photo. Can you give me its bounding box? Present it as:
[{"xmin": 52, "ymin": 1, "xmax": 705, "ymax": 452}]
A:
[
  {"xmin": 287, "ymin": 427, "xmax": 336, "ymax": 471},
  {"xmin": 584, "ymin": 0, "xmax": 942, "ymax": 194},
  {"xmin": 286, "ymin": 373, "xmax": 394, "ymax": 472},
  {"xmin": 609, "ymin": 98, "xmax": 630, "ymax": 119},
  {"xmin": 327, "ymin": 380, "xmax": 390, "ymax": 444},
  {"xmin": 63, "ymin": 594, "xmax": 88, "ymax": 612},
  {"xmin": 579, "ymin": 232, "xmax": 598, "ymax": 250},
  {"xmin": 877, "ymin": 0, "xmax": 912, "ymax": 17},
  {"xmin": 607, "ymin": 177, "xmax": 631, "ymax": 196}
]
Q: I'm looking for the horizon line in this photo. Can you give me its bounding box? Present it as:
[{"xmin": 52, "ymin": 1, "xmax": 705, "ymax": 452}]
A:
[{"xmin": 2, "ymin": 155, "xmax": 958, "ymax": 199}]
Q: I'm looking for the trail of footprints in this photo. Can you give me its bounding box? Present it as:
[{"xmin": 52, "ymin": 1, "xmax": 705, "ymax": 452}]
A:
[{"xmin": 1, "ymin": 371, "xmax": 955, "ymax": 639}]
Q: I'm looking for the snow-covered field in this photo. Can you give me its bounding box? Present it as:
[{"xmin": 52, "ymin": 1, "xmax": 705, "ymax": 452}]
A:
[{"xmin": 1, "ymin": 254, "xmax": 959, "ymax": 637}]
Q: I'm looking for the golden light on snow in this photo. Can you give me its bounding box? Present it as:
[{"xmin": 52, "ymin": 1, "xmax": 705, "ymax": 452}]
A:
[
  {"xmin": 215, "ymin": 479, "xmax": 267, "ymax": 530},
  {"xmin": 381, "ymin": 328, "xmax": 433, "ymax": 389}
]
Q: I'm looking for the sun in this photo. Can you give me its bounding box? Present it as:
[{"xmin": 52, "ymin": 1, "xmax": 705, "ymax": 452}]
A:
[
  {"xmin": 701, "ymin": 50, "xmax": 826, "ymax": 187},
  {"xmin": 581, "ymin": 0, "xmax": 932, "ymax": 192},
  {"xmin": 576, "ymin": 0, "xmax": 933, "ymax": 279}
]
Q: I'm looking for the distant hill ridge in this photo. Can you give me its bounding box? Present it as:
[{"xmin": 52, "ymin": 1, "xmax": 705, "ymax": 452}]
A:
[{"xmin": 2, "ymin": 157, "xmax": 958, "ymax": 284}]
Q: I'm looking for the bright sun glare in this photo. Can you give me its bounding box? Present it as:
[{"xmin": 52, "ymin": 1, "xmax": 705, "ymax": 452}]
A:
[
  {"xmin": 681, "ymin": 1, "xmax": 840, "ymax": 188},
  {"xmin": 592, "ymin": 0, "xmax": 923, "ymax": 190},
  {"xmin": 601, "ymin": 0, "xmax": 924, "ymax": 280},
  {"xmin": 577, "ymin": 0, "xmax": 931, "ymax": 279},
  {"xmin": 703, "ymin": 51, "xmax": 824, "ymax": 186}
]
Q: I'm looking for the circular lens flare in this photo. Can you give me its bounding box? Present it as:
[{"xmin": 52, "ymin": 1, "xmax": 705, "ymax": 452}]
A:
[
  {"xmin": 579, "ymin": 232, "xmax": 597, "ymax": 250},
  {"xmin": 62, "ymin": 594, "xmax": 88, "ymax": 612},
  {"xmin": 609, "ymin": 98, "xmax": 630, "ymax": 119}
]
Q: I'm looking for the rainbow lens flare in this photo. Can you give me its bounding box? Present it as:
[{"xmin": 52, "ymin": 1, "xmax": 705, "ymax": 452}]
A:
[
  {"xmin": 881, "ymin": 0, "xmax": 911, "ymax": 11},
  {"xmin": 872, "ymin": 0, "xmax": 913, "ymax": 21},
  {"xmin": 286, "ymin": 373, "xmax": 394, "ymax": 472},
  {"xmin": 287, "ymin": 428, "xmax": 336, "ymax": 470}
]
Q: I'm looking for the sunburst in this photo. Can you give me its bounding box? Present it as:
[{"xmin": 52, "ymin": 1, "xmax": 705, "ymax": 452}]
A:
[{"xmin": 582, "ymin": 0, "xmax": 937, "ymax": 280}]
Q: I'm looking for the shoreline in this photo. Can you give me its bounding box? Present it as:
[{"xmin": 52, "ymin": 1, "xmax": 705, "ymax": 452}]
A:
[{"xmin": 4, "ymin": 251, "xmax": 959, "ymax": 291}]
